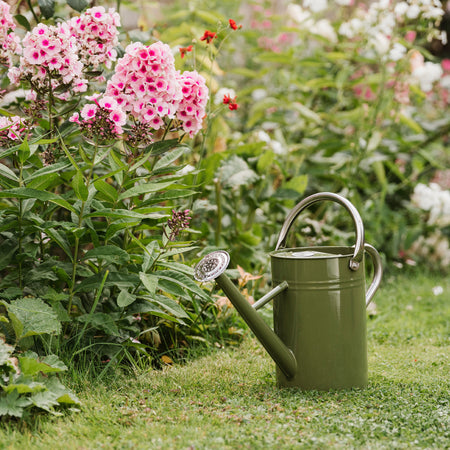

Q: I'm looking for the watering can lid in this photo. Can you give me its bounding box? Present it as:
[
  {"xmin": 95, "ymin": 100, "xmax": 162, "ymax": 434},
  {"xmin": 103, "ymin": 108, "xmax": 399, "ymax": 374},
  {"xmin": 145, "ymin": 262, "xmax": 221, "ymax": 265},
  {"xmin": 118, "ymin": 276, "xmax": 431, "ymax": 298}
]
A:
[{"xmin": 270, "ymin": 246, "xmax": 353, "ymax": 260}]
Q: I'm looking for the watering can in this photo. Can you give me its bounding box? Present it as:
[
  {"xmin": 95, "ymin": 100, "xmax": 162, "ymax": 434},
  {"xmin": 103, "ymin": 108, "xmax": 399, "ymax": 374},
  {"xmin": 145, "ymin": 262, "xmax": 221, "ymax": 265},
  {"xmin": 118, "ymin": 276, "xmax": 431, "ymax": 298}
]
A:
[{"xmin": 194, "ymin": 192, "xmax": 383, "ymax": 390}]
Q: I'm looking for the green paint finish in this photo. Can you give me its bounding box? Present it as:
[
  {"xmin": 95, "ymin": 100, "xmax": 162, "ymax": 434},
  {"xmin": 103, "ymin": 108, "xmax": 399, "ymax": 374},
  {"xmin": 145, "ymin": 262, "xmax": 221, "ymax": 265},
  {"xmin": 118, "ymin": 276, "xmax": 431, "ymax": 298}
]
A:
[{"xmin": 271, "ymin": 246, "xmax": 369, "ymax": 390}]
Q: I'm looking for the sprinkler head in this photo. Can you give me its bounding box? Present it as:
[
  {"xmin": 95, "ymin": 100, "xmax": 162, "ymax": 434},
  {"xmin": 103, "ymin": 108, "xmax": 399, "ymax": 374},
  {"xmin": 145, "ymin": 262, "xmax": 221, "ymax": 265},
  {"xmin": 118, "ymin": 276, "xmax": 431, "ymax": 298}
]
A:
[{"xmin": 194, "ymin": 250, "xmax": 230, "ymax": 282}]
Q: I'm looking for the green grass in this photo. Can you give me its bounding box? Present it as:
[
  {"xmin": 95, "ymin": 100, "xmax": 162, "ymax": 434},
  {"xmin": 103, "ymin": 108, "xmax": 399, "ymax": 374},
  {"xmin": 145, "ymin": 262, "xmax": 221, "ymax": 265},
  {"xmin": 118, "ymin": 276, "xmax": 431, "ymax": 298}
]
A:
[{"xmin": 0, "ymin": 271, "xmax": 449, "ymax": 449}]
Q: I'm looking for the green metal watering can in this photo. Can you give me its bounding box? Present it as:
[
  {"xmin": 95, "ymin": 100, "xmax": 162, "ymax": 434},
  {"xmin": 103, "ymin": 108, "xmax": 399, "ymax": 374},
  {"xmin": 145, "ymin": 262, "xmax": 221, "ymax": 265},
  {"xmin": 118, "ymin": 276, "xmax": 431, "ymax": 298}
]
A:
[{"xmin": 194, "ymin": 192, "xmax": 382, "ymax": 390}]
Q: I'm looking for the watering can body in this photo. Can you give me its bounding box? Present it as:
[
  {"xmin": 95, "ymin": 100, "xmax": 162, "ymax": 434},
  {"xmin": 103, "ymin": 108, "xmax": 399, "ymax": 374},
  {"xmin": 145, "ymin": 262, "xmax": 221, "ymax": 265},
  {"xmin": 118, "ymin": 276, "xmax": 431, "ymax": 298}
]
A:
[
  {"xmin": 271, "ymin": 246, "xmax": 368, "ymax": 389},
  {"xmin": 194, "ymin": 192, "xmax": 382, "ymax": 391}
]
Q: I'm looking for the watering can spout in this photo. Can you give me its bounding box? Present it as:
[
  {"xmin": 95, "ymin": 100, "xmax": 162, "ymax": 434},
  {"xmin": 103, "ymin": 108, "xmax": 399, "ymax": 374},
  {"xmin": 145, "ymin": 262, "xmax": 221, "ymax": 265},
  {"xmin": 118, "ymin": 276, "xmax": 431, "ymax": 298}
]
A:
[{"xmin": 194, "ymin": 251, "xmax": 297, "ymax": 380}]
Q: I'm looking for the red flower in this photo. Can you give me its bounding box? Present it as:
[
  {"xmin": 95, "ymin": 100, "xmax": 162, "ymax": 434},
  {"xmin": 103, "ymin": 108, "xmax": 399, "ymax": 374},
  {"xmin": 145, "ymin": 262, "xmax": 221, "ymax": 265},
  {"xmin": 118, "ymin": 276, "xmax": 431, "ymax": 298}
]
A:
[
  {"xmin": 229, "ymin": 19, "xmax": 242, "ymax": 30},
  {"xmin": 179, "ymin": 45, "xmax": 193, "ymax": 59},
  {"xmin": 223, "ymin": 94, "xmax": 239, "ymax": 110},
  {"xmin": 200, "ymin": 30, "xmax": 217, "ymax": 44}
]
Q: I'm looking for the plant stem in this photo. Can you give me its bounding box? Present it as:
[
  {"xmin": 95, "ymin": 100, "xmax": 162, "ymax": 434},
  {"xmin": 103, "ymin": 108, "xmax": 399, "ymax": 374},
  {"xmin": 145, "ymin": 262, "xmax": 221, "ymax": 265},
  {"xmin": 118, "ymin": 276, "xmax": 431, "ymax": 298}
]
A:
[{"xmin": 67, "ymin": 142, "xmax": 99, "ymax": 315}]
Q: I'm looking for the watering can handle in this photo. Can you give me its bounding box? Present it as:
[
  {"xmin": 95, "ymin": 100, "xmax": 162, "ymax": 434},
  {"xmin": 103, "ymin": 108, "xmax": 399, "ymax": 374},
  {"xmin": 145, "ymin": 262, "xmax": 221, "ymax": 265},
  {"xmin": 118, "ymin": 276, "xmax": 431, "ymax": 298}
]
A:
[
  {"xmin": 275, "ymin": 192, "xmax": 365, "ymax": 271},
  {"xmin": 364, "ymin": 243, "xmax": 383, "ymax": 307}
]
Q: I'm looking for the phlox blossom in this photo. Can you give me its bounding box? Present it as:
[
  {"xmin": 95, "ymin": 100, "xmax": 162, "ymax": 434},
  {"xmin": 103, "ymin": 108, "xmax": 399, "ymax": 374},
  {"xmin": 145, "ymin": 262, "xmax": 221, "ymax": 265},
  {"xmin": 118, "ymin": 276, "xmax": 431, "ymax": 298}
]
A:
[
  {"xmin": 8, "ymin": 22, "xmax": 87, "ymax": 96},
  {"xmin": 106, "ymin": 41, "xmax": 182, "ymax": 130},
  {"xmin": 176, "ymin": 71, "xmax": 209, "ymax": 137},
  {"xmin": 70, "ymin": 94, "xmax": 126, "ymax": 140},
  {"xmin": 0, "ymin": 115, "xmax": 26, "ymax": 142},
  {"xmin": 68, "ymin": 6, "xmax": 120, "ymax": 69},
  {"xmin": 0, "ymin": 0, "xmax": 21, "ymax": 67}
]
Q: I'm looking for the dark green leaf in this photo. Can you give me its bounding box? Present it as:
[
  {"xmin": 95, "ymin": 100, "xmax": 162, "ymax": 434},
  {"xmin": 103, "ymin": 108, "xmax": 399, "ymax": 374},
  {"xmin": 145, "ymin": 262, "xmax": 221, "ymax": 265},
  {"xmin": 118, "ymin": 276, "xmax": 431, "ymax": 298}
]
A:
[
  {"xmin": 38, "ymin": 0, "xmax": 55, "ymax": 19},
  {"xmin": 67, "ymin": 0, "xmax": 89, "ymax": 12},
  {"xmin": 0, "ymin": 187, "xmax": 75, "ymax": 213},
  {"xmin": 83, "ymin": 245, "xmax": 130, "ymax": 265},
  {"xmin": 77, "ymin": 313, "xmax": 119, "ymax": 335},
  {"xmin": 14, "ymin": 14, "xmax": 31, "ymax": 31}
]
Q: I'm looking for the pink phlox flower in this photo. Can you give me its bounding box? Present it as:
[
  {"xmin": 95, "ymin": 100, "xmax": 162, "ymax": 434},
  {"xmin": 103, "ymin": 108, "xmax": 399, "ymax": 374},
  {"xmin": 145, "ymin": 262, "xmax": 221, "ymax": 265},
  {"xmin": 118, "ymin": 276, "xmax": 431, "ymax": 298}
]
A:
[
  {"xmin": 0, "ymin": 115, "xmax": 27, "ymax": 142},
  {"xmin": 68, "ymin": 6, "xmax": 120, "ymax": 70},
  {"xmin": 176, "ymin": 71, "xmax": 209, "ymax": 137},
  {"xmin": 106, "ymin": 41, "xmax": 183, "ymax": 128},
  {"xmin": 8, "ymin": 21, "xmax": 87, "ymax": 94}
]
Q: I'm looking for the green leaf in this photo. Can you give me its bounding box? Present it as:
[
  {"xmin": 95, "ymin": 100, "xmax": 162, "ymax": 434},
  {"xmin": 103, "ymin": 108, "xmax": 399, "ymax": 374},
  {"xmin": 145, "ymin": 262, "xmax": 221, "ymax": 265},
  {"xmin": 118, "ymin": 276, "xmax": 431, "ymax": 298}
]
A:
[
  {"xmin": 153, "ymin": 146, "xmax": 187, "ymax": 171},
  {"xmin": 4, "ymin": 297, "xmax": 61, "ymax": 340},
  {"xmin": 142, "ymin": 240, "xmax": 160, "ymax": 272},
  {"xmin": 93, "ymin": 179, "xmax": 118, "ymax": 203},
  {"xmin": 118, "ymin": 181, "xmax": 175, "ymax": 200},
  {"xmin": 0, "ymin": 163, "xmax": 19, "ymax": 182},
  {"xmin": 117, "ymin": 290, "xmax": 137, "ymax": 308},
  {"xmin": 2, "ymin": 381, "xmax": 46, "ymax": 394},
  {"xmin": 150, "ymin": 294, "xmax": 189, "ymax": 319},
  {"xmin": 139, "ymin": 272, "xmax": 158, "ymax": 295},
  {"xmin": 83, "ymin": 245, "xmax": 130, "ymax": 265},
  {"xmin": 156, "ymin": 270, "xmax": 209, "ymax": 302},
  {"xmin": 38, "ymin": 0, "xmax": 55, "ymax": 18},
  {"xmin": 75, "ymin": 272, "xmax": 139, "ymax": 293},
  {"xmin": 219, "ymin": 156, "xmax": 259, "ymax": 188},
  {"xmin": 77, "ymin": 313, "xmax": 119, "ymax": 336},
  {"xmin": 66, "ymin": 0, "xmax": 89, "ymax": 12},
  {"xmin": 24, "ymin": 161, "xmax": 71, "ymax": 183},
  {"xmin": 85, "ymin": 209, "xmax": 150, "ymax": 220},
  {"xmin": 0, "ymin": 390, "xmax": 32, "ymax": 418},
  {"xmin": 283, "ymin": 175, "xmax": 308, "ymax": 194},
  {"xmin": 72, "ymin": 170, "xmax": 88, "ymax": 202},
  {"xmin": 18, "ymin": 136, "xmax": 30, "ymax": 164},
  {"xmin": 19, "ymin": 353, "xmax": 67, "ymax": 376},
  {"xmin": 14, "ymin": 14, "xmax": 31, "ymax": 31},
  {"xmin": 29, "ymin": 390, "xmax": 60, "ymax": 413},
  {"xmin": 0, "ymin": 187, "xmax": 75, "ymax": 213}
]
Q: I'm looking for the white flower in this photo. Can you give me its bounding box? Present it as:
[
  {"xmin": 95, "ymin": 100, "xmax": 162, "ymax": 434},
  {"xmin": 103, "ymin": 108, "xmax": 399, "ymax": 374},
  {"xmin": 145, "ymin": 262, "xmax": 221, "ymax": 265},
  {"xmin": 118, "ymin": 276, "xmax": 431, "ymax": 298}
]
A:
[
  {"xmin": 336, "ymin": 0, "xmax": 352, "ymax": 5},
  {"xmin": 338, "ymin": 18, "xmax": 364, "ymax": 39},
  {"xmin": 389, "ymin": 42, "xmax": 407, "ymax": 61},
  {"xmin": 412, "ymin": 183, "xmax": 450, "ymax": 226},
  {"xmin": 252, "ymin": 88, "xmax": 267, "ymax": 101},
  {"xmin": 411, "ymin": 61, "xmax": 443, "ymax": 92},
  {"xmin": 370, "ymin": 32, "xmax": 391, "ymax": 55},
  {"xmin": 287, "ymin": 4, "xmax": 313, "ymax": 26},
  {"xmin": 432, "ymin": 286, "xmax": 444, "ymax": 296},
  {"xmin": 394, "ymin": 1, "xmax": 410, "ymax": 17},
  {"xmin": 406, "ymin": 4, "xmax": 421, "ymax": 19},
  {"xmin": 303, "ymin": 0, "xmax": 327, "ymax": 12},
  {"xmin": 311, "ymin": 19, "xmax": 337, "ymax": 43}
]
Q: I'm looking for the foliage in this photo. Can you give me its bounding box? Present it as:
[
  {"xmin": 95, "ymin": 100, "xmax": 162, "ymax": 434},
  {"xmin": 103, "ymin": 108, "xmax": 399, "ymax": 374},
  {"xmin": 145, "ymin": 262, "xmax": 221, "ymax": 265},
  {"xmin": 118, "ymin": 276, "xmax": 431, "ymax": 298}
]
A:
[
  {"xmin": 0, "ymin": 0, "xmax": 245, "ymax": 387},
  {"xmin": 0, "ymin": 297, "xmax": 79, "ymax": 420},
  {"xmin": 158, "ymin": 0, "xmax": 450, "ymax": 274}
]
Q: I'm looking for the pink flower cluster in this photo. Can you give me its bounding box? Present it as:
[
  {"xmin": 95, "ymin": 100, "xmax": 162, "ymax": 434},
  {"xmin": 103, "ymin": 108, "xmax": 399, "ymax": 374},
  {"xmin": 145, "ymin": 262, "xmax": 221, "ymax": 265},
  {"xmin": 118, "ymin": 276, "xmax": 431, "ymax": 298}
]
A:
[
  {"xmin": 106, "ymin": 41, "xmax": 183, "ymax": 131},
  {"xmin": 67, "ymin": 6, "xmax": 120, "ymax": 70},
  {"xmin": 0, "ymin": 115, "xmax": 26, "ymax": 142},
  {"xmin": 176, "ymin": 71, "xmax": 209, "ymax": 137},
  {"xmin": 70, "ymin": 94, "xmax": 126, "ymax": 141},
  {"xmin": 8, "ymin": 22, "xmax": 87, "ymax": 97},
  {"xmin": 103, "ymin": 41, "xmax": 209, "ymax": 140},
  {"xmin": 0, "ymin": 0, "xmax": 21, "ymax": 68}
]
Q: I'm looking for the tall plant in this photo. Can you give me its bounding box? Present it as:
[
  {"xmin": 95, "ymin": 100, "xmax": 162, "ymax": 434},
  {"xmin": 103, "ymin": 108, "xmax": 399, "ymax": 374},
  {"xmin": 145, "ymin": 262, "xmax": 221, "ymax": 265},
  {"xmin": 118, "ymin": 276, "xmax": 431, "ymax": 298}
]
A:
[{"xmin": 0, "ymin": 1, "xmax": 230, "ymax": 370}]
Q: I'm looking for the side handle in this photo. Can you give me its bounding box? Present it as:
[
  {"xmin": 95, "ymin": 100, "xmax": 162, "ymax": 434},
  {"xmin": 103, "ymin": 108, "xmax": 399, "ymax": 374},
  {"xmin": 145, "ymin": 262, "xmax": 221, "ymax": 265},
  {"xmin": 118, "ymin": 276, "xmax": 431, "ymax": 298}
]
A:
[{"xmin": 364, "ymin": 243, "xmax": 383, "ymax": 307}]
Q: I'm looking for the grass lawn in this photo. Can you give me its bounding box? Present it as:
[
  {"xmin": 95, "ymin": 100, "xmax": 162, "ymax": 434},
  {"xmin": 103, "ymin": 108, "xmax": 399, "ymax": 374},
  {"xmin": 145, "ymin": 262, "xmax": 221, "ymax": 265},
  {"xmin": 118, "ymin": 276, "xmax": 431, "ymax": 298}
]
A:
[{"xmin": 0, "ymin": 271, "xmax": 449, "ymax": 449}]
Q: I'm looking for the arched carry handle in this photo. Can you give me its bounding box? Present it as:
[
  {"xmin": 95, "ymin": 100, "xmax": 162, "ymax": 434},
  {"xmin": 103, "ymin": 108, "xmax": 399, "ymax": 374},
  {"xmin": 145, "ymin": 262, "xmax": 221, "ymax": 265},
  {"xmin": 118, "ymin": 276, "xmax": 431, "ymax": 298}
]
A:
[
  {"xmin": 275, "ymin": 192, "xmax": 365, "ymax": 271},
  {"xmin": 364, "ymin": 243, "xmax": 383, "ymax": 307}
]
